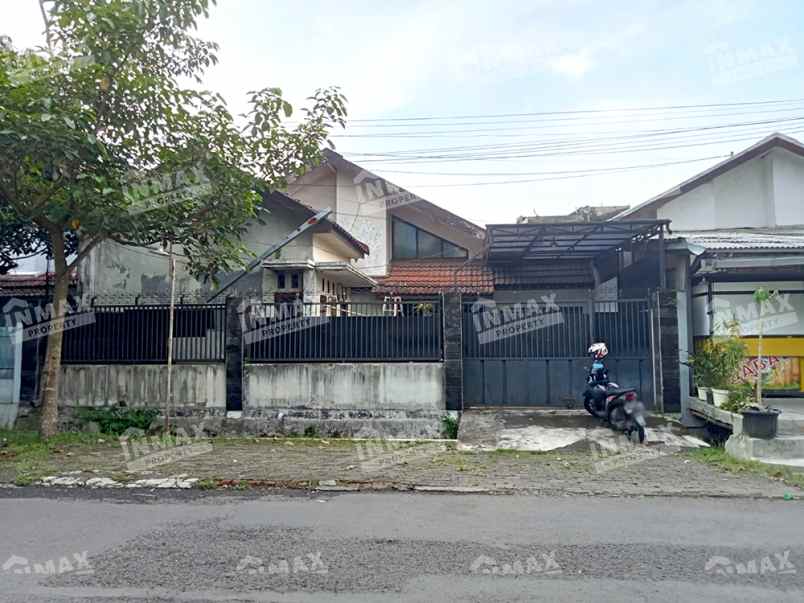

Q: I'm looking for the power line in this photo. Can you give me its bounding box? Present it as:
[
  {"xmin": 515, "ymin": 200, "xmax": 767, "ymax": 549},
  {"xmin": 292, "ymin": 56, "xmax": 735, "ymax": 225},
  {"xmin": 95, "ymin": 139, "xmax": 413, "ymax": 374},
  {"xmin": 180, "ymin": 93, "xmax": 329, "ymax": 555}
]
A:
[
  {"xmin": 332, "ymin": 104, "xmax": 804, "ymax": 134},
  {"xmin": 346, "ymin": 126, "xmax": 804, "ymax": 164},
  {"xmin": 277, "ymin": 154, "xmax": 728, "ymax": 188},
  {"xmin": 343, "ymin": 116, "xmax": 804, "ymax": 159},
  {"xmin": 327, "ymin": 97, "xmax": 804, "ymax": 124}
]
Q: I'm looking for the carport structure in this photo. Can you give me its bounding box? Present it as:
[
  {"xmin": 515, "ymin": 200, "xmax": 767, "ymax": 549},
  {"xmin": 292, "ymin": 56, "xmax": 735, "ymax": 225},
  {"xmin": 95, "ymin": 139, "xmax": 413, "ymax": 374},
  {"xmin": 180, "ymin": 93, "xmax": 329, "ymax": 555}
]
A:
[{"xmin": 455, "ymin": 219, "xmax": 675, "ymax": 410}]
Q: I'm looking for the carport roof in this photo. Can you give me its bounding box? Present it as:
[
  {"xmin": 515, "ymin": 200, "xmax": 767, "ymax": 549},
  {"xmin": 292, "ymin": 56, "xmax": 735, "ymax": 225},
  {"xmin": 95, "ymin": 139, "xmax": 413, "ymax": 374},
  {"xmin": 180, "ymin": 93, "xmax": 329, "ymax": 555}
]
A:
[{"xmin": 486, "ymin": 220, "xmax": 670, "ymax": 261}]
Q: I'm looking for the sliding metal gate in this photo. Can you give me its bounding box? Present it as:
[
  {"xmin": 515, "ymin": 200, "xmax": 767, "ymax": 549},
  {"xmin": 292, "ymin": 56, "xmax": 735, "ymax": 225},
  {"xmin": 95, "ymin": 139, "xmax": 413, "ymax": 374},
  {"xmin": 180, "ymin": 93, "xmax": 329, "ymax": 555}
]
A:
[{"xmin": 462, "ymin": 298, "xmax": 655, "ymax": 408}]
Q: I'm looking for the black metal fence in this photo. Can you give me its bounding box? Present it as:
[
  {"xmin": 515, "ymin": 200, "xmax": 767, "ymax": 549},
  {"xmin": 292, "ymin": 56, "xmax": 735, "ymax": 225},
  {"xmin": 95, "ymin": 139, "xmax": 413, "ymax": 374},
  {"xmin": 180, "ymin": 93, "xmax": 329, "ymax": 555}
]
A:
[
  {"xmin": 243, "ymin": 301, "xmax": 442, "ymax": 362},
  {"xmin": 461, "ymin": 298, "xmax": 654, "ymax": 407},
  {"xmin": 61, "ymin": 303, "xmax": 226, "ymax": 364},
  {"xmin": 463, "ymin": 299, "xmax": 651, "ymax": 358}
]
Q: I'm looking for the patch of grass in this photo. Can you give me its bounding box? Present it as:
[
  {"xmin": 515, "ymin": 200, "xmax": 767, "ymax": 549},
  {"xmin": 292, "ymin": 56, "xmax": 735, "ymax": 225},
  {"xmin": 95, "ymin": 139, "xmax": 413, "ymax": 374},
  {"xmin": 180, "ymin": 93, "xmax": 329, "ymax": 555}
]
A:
[
  {"xmin": 0, "ymin": 429, "xmax": 105, "ymax": 485},
  {"xmin": 196, "ymin": 478, "xmax": 218, "ymax": 490},
  {"xmin": 14, "ymin": 473, "xmax": 36, "ymax": 486},
  {"xmin": 74, "ymin": 407, "xmax": 160, "ymax": 435},
  {"xmin": 687, "ymin": 446, "xmax": 804, "ymax": 490}
]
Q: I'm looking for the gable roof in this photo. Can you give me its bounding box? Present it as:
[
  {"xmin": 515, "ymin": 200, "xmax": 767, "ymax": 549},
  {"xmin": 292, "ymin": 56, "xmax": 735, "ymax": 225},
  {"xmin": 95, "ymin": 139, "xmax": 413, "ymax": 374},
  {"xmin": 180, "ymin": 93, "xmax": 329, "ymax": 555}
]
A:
[
  {"xmin": 616, "ymin": 133, "xmax": 804, "ymax": 220},
  {"xmin": 260, "ymin": 189, "xmax": 369, "ymax": 256},
  {"xmin": 320, "ymin": 149, "xmax": 486, "ymax": 241}
]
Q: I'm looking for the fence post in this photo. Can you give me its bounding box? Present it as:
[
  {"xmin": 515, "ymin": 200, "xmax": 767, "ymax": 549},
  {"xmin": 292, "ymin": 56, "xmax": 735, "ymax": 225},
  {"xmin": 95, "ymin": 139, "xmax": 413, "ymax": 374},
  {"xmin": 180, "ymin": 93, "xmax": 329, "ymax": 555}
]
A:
[
  {"xmin": 225, "ymin": 296, "xmax": 244, "ymax": 413},
  {"xmin": 656, "ymin": 289, "xmax": 680, "ymax": 413},
  {"xmin": 443, "ymin": 292, "xmax": 463, "ymax": 411}
]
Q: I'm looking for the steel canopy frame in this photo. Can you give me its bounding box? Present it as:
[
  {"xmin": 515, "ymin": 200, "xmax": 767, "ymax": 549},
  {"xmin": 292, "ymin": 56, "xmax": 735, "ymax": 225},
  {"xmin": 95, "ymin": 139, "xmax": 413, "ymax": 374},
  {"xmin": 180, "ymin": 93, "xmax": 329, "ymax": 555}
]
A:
[{"xmin": 486, "ymin": 220, "xmax": 671, "ymax": 262}]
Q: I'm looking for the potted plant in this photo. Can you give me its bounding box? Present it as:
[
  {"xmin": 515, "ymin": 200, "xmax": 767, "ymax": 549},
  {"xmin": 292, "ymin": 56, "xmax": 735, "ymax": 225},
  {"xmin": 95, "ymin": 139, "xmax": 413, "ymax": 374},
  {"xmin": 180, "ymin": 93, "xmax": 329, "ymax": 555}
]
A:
[
  {"xmin": 686, "ymin": 341, "xmax": 716, "ymax": 402},
  {"xmin": 740, "ymin": 288, "xmax": 782, "ymax": 439},
  {"xmin": 722, "ymin": 380, "xmax": 754, "ymax": 414},
  {"xmin": 710, "ymin": 336, "xmax": 746, "ymax": 408}
]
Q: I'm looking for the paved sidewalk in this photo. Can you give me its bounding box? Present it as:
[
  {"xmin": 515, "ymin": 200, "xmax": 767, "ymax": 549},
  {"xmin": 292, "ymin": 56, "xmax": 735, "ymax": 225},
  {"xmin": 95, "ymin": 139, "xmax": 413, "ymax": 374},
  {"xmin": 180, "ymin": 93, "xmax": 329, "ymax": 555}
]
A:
[{"xmin": 2, "ymin": 436, "xmax": 802, "ymax": 498}]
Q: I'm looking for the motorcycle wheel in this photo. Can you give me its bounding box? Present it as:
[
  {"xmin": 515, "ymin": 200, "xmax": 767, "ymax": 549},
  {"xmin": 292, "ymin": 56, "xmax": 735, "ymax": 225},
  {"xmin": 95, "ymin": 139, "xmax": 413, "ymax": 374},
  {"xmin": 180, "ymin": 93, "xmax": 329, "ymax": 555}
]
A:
[
  {"xmin": 633, "ymin": 423, "xmax": 646, "ymax": 444},
  {"xmin": 607, "ymin": 402, "xmax": 628, "ymax": 431}
]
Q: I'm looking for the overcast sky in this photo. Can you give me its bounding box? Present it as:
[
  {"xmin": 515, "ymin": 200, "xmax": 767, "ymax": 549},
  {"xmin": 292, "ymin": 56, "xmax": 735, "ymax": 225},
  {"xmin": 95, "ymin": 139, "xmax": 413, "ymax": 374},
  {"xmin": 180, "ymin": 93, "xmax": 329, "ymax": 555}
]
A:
[{"xmin": 3, "ymin": 0, "xmax": 804, "ymax": 228}]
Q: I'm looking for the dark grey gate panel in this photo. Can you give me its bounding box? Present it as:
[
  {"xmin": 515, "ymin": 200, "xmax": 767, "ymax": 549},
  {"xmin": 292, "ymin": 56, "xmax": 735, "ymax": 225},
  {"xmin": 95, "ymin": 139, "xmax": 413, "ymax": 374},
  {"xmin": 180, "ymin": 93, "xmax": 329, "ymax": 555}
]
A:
[{"xmin": 463, "ymin": 299, "xmax": 654, "ymax": 408}]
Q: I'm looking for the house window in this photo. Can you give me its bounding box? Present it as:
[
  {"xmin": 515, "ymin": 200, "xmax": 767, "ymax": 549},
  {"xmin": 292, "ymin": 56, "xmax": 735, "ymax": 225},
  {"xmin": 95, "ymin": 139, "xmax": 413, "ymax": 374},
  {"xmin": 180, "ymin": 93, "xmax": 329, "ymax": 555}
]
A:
[
  {"xmin": 276, "ymin": 271, "xmax": 302, "ymax": 291},
  {"xmin": 391, "ymin": 218, "xmax": 468, "ymax": 260}
]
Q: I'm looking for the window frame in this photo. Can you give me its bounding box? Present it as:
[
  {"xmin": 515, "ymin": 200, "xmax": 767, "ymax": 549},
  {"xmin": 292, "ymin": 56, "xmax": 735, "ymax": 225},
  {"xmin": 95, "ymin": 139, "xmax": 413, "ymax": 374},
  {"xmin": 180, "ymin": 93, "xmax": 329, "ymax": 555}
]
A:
[{"xmin": 391, "ymin": 217, "xmax": 468, "ymax": 260}]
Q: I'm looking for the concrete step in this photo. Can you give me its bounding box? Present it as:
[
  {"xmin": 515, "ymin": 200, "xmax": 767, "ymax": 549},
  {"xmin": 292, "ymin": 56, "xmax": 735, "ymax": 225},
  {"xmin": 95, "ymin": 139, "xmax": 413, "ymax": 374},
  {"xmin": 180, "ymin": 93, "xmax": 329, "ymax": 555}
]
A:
[
  {"xmin": 726, "ymin": 433, "xmax": 804, "ymax": 467},
  {"xmin": 778, "ymin": 415, "xmax": 804, "ymax": 436}
]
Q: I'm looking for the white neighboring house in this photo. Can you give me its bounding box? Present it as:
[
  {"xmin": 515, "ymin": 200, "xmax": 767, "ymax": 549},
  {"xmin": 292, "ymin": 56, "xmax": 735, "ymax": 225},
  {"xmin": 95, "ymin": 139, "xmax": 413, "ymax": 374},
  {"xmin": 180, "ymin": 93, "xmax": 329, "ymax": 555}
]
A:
[{"xmin": 619, "ymin": 132, "xmax": 804, "ymax": 410}]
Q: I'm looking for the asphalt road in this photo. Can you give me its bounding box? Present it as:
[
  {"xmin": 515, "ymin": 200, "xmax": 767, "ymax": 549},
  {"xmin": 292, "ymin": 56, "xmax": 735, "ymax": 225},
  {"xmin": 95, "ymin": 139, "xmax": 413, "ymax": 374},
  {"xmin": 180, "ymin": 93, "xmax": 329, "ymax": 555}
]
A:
[{"xmin": 0, "ymin": 487, "xmax": 803, "ymax": 602}]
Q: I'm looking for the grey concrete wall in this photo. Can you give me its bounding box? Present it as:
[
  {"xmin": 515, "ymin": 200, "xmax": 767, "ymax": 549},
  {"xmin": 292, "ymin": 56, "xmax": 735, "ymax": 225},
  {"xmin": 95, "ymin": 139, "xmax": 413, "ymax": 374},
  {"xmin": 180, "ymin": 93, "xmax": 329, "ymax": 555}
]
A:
[
  {"xmin": 244, "ymin": 362, "xmax": 445, "ymax": 410},
  {"xmin": 59, "ymin": 364, "xmax": 226, "ymax": 410},
  {"xmin": 81, "ymin": 203, "xmax": 317, "ymax": 300}
]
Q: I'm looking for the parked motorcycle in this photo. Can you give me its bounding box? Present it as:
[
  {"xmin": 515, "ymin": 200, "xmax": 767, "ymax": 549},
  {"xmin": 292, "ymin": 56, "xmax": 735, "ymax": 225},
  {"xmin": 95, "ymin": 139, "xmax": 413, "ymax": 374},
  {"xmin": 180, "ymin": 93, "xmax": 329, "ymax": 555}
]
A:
[{"xmin": 582, "ymin": 342, "xmax": 647, "ymax": 443}]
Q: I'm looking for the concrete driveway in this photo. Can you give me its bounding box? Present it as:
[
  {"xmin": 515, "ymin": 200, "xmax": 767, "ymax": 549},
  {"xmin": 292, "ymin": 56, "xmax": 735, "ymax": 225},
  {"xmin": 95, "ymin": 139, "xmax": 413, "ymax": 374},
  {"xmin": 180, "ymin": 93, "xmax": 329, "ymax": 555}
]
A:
[{"xmin": 457, "ymin": 408, "xmax": 709, "ymax": 452}]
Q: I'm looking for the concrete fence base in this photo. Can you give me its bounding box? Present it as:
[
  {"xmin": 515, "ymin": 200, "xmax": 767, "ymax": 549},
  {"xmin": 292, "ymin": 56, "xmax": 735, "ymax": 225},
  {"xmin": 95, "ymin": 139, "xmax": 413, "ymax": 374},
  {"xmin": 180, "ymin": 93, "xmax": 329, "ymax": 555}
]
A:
[{"xmin": 59, "ymin": 364, "xmax": 226, "ymax": 410}]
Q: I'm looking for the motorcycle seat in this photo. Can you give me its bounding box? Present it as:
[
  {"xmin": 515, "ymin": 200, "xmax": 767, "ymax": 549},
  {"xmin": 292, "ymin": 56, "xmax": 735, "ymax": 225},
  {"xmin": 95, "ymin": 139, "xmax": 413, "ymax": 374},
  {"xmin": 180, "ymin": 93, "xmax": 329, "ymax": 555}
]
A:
[{"xmin": 606, "ymin": 387, "xmax": 637, "ymax": 397}]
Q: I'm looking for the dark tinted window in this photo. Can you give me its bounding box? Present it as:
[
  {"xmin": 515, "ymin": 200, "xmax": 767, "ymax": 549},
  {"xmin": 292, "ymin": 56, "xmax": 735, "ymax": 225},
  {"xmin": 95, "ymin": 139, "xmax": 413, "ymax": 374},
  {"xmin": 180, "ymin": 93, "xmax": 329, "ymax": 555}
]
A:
[
  {"xmin": 392, "ymin": 218, "xmax": 467, "ymax": 259},
  {"xmin": 417, "ymin": 229, "xmax": 442, "ymax": 258},
  {"xmin": 392, "ymin": 219, "xmax": 417, "ymax": 259},
  {"xmin": 443, "ymin": 240, "xmax": 467, "ymax": 257}
]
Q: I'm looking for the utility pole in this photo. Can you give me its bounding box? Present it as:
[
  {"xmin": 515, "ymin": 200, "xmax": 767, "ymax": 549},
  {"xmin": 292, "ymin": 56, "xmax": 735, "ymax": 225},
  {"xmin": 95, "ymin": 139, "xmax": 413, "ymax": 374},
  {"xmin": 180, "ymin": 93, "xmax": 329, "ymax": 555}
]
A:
[{"xmin": 165, "ymin": 243, "xmax": 176, "ymax": 432}]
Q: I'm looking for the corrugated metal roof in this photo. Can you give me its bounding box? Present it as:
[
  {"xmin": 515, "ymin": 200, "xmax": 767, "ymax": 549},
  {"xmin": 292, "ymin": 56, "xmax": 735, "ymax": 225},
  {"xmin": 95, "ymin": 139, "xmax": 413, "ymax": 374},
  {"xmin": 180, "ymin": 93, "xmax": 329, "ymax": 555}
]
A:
[{"xmin": 669, "ymin": 228, "xmax": 804, "ymax": 250}]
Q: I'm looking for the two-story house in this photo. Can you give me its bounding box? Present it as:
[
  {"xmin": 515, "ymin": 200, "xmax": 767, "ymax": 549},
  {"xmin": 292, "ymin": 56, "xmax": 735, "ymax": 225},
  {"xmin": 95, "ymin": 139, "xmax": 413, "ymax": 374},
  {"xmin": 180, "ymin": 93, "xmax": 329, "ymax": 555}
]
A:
[{"xmin": 287, "ymin": 149, "xmax": 493, "ymax": 302}]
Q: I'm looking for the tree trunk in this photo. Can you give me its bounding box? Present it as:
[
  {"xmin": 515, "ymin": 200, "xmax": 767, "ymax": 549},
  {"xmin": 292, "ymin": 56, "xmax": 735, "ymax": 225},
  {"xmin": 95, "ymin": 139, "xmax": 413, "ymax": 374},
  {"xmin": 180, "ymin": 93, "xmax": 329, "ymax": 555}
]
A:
[{"xmin": 39, "ymin": 230, "xmax": 69, "ymax": 439}]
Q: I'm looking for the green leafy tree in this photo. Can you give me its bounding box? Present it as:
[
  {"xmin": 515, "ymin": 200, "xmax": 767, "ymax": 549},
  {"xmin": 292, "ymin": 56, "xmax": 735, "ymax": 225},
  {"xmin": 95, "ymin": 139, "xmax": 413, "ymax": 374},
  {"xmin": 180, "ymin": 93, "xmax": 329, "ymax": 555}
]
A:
[{"xmin": 0, "ymin": 0, "xmax": 346, "ymax": 437}]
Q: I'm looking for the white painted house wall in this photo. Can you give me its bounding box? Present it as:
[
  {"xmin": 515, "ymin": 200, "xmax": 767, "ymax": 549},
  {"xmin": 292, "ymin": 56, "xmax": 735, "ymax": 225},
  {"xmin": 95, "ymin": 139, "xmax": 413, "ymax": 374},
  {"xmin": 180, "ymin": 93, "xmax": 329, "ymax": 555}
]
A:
[
  {"xmin": 771, "ymin": 148, "xmax": 804, "ymax": 226},
  {"xmin": 657, "ymin": 148, "xmax": 804, "ymax": 229},
  {"xmin": 289, "ymin": 168, "xmax": 388, "ymax": 278}
]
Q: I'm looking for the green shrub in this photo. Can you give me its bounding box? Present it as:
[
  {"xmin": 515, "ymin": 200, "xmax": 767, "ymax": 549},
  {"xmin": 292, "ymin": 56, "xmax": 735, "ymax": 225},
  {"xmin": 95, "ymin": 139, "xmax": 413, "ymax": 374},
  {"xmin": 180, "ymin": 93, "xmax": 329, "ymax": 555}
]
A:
[
  {"xmin": 689, "ymin": 336, "xmax": 746, "ymax": 389},
  {"xmin": 74, "ymin": 407, "xmax": 160, "ymax": 435},
  {"xmin": 722, "ymin": 381, "xmax": 754, "ymax": 413},
  {"xmin": 441, "ymin": 414, "xmax": 459, "ymax": 439}
]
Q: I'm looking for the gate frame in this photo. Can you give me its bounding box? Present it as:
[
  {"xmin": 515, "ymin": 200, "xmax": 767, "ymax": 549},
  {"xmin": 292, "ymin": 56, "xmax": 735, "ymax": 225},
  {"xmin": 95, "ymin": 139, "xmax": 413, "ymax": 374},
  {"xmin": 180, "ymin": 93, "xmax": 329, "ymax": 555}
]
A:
[{"xmin": 461, "ymin": 295, "xmax": 658, "ymax": 408}]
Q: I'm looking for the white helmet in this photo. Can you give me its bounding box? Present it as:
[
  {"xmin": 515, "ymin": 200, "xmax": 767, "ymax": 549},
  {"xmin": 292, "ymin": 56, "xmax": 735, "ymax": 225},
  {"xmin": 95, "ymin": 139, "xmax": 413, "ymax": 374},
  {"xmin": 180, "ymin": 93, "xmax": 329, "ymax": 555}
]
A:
[{"xmin": 588, "ymin": 342, "xmax": 608, "ymax": 359}]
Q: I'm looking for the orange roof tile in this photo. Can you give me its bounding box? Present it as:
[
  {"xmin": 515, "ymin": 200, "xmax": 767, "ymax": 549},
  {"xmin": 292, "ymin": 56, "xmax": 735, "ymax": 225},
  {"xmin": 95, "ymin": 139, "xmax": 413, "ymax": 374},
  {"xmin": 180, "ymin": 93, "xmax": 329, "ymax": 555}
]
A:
[{"xmin": 373, "ymin": 260, "xmax": 494, "ymax": 295}]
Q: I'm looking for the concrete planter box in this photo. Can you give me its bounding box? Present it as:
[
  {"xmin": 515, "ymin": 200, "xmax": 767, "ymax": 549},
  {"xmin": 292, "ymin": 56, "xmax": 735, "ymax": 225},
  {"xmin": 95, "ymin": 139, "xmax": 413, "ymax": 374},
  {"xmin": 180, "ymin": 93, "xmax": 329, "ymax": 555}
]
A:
[
  {"xmin": 711, "ymin": 388, "xmax": 729, "ymax": 408},
  {"xmin": 687, "ymin": 397, "xmax": 743, "ymax": 433},
  {"xmin": 697, "ymin": 387, "xmax": 710, "ymax": 402}
]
